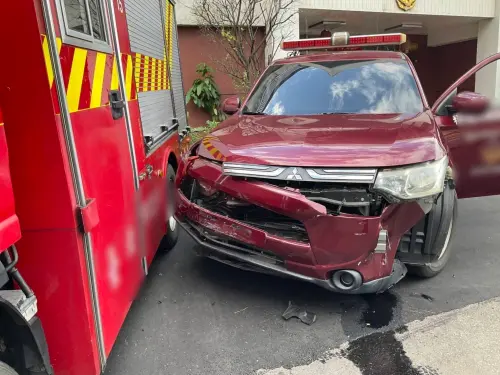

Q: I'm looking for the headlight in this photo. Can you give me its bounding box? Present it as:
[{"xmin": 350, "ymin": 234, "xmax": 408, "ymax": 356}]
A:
[{"xmin": 373, "ymin": 156, "xmax": 448, "ymax": 200}]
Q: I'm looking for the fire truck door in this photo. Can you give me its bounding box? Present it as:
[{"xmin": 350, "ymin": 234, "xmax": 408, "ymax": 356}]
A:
[
  {"xmin": 42, "ymin": 0, "xmax": 149, "ymax": 364},
  {"xmin": 432, "ymin": 53, "xmax": 500, "ymax": 199}
]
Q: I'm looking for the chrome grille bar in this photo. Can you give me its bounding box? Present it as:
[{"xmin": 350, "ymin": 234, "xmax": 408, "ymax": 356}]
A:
[
  {"xmin": 222, "ymin": 162, "xmax": 377, "ymax": 183},
  {"xmin": 306, "ymin": 168, "xmax": 377, "ymax": 183},
  {"xmin": 223, "ymin": 163, "xmax": 286, "ymax": 177}
]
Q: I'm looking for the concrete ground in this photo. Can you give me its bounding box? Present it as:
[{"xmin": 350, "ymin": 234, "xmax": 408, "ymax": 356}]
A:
[
  {"xmin": 104, "ymin": 195, "xmax": 500, "ymax": 375},
  {"xmin": 259, "ymin": 297, "xmax": 500, "ymax": 375}
]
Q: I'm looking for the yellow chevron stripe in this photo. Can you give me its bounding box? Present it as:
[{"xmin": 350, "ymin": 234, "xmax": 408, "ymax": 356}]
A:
[
  {"xmin": 40, "ymin": 35, "xmax": 141, "ymax": 114},
  {"xmin": 158, "ymin": 59, "xmax": 163, "ymax": 90},
  {"xmin": 126, "ymin": 54, "xmax": 133, "ymax": 100},
  {"xmin": 157, "ymin": 60, "xmax": 162, "ymax": 90},
  {"xmin": 134, "ymin": 53, "xmax": 142, "ymax": 91},
  {"xmin": 151, "ymin": 58, "xmax": 157, "ymax": 91},
  {"xmin": 67, "ymin": 48, "xmax": 87, "ymax": 112},
  {"xmin": 110, "ymin": 56, "xmax": 119, "ymax": 91},
  {"xmin": 167, "ymin": 0, "xmax": 170, "ymax": 61},
  {"xmin": 42, "ymin": 37, "xmax": 62, "ymax": 87},
  {"xmin": 159, "ymin": 60, "xmax": 164, "ymax": 90},
  {"xmin": 169, "ymin": 3, "xmax": 174, "ymax": 71},
  {"xmin": 162, "ymin": 61, "xmax": 167, "ymax": 90},
  {"xmin": 90, "ymin": 52, "xmax": 107, "ymax": 108},
  {"xmin": 143, "ymin": 56, "xmax": 150, "ymax": 91}
]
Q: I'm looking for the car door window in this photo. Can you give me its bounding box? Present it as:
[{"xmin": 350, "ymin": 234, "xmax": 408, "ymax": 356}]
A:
[{"xmin": 434, "ymin": 60, "xmax": 500, "ymax": 116}]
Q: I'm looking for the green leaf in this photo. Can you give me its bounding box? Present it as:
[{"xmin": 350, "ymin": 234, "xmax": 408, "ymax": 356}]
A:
[{"xmin": 186, "ymin": 63, "xmax": 222, "ymax": 118}]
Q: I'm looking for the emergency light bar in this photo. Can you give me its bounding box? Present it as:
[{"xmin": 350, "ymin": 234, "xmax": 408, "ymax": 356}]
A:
[{"xmin": 281, "ymin": 32, "xmax": 407, "ymax": 51}]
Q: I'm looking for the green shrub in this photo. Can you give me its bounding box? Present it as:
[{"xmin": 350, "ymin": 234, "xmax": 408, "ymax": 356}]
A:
[{"xmin": 185, "ymin": 63, "xmax": 223, "ymax": 121}]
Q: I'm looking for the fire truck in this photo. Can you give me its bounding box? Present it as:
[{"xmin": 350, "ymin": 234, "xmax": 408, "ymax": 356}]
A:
[{"xmin": 0, "ymin": 0, "xmax": 188, "ymax": 374}]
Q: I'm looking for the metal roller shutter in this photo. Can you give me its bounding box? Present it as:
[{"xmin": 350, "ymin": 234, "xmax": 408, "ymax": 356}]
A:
[
  {"xmin": 125, "ymin": 0, "xmax": 164, "ymax": 60},
  {"xmin": 125, "ymin": 0, "xmax": 176, "ymax": 143},
  {"xmin": 170, "ymin": 5, "xmax": 187, "ymax": 130}
]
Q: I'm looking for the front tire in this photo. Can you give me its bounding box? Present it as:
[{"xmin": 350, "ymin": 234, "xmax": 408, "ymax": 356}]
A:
[
  {"xmin": 159, "ymin": 164, "xmax": 179, "ymax": 252},
  {"xmin": 407, "ymin": 189, "xmax": 458, "ymax": 278}
]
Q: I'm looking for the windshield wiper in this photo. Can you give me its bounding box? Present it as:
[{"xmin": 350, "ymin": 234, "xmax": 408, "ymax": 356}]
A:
[{"xmin": 241, "ymin": 111, "xmax": 267, "ymax": 115}]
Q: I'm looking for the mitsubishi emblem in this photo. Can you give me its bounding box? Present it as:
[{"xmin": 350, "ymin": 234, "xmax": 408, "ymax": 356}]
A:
[{"xmin": 286, "ymin": 168, "xmax": 302, "ymax": 180}]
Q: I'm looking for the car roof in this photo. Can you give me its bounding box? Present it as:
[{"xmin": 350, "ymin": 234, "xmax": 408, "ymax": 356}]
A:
[{"xmin": 272, "ymin": 50, "xmax": 406, "ymax": 65}]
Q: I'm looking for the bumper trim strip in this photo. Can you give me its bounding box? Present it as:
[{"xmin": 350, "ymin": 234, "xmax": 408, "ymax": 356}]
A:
[{"xmin": 177, "ymin": 217, "xmax": 407, "ymax": 294}]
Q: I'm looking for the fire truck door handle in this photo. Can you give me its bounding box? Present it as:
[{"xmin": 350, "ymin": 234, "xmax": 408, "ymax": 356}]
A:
[{"xmin": 109, "ymin": 90, "xmax": 125, "ymax": 120}]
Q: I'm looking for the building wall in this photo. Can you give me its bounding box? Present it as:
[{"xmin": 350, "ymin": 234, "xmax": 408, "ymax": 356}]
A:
[
  {"xmin": 428, "ymin": 39, "xmax": 478, "ymax": 104},
  {"xmin": 299, "ymin": 0, "xmax": 495, "ymax": 17},
  {"xmin": 177, "ymin": 26, "xmax": 265, "ymax": 127},
  {"xmin": 427, "ymin": 23, "xmax": 478, "ymax": 47},
  {"xmin": 404, "ymin": 35, "xmax": 477, "ymax": 105}
]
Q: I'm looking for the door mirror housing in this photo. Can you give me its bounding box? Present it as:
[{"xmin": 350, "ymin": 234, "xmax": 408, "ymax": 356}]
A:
[
  {"xmin": 451, "ymin": 91, "xmax": 490, "ymax": 114},
  {"xmin": 222, "ymin": 96, "xmax": 241, "ymax": 115}
]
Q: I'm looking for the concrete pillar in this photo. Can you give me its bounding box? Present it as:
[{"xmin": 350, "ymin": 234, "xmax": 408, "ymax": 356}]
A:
[
  {"xmin": 476, "ymin": 0, "xmax": 500, "ymax": 100},
  {"xmin": 265, "ymin": 5, "xmax": 299, "ymax": 63}
]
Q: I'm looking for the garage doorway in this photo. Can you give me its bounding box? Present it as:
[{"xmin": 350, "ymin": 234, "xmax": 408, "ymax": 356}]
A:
[{"xmin": 299, "ymin": 10, "xmax": 482, "ymax": 106}]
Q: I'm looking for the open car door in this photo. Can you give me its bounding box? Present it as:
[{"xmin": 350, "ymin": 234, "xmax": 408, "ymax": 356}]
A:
[{"xmin": 432, "ymin": 53, "xmax": 500, "ymax": 199}]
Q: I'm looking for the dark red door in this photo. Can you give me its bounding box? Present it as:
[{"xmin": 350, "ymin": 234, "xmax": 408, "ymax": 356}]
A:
[{"xmin": 432, "ymin": 53, "xmax": 500, "ymax": 199}]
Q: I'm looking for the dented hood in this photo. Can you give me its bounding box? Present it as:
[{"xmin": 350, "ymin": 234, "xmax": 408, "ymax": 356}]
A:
[{"xmin": 197, "ymin": 112, "xmax": 446, "ymax": 168}]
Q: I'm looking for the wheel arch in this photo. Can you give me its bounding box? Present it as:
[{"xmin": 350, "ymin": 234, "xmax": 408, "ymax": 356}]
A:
[
  {"xmin": 159, "ymin": 140, "xmax": 179, "ymax": 176},
  {"xmin": 167, "ymin": 152, "xmax": 178, "ymax": 172},
  {"xmin": 397, "ymin": 182, "xmax": 457, "ymax": 265}
]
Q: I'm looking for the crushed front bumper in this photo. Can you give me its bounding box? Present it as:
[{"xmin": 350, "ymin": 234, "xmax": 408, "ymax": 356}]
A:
[{"xmin": 176, "ymin": 157, "xmax": 426, "ymax": 294}]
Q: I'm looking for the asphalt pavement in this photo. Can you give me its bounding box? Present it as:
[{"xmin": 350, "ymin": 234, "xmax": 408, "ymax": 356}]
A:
[{"xmin": 104, "ymin": 195, "xmax": 500, "ymax": 375}]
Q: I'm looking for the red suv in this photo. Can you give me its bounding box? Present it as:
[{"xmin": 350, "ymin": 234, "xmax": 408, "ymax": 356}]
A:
[{"xmin": 175, "ymin": 33, "xmax": 500, "ymax": 294}]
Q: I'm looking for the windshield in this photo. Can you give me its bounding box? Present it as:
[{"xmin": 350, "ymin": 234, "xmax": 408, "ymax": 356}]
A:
[{"xmin": 243, "ymin": 59, "xmax": 424, "ymax": 115}]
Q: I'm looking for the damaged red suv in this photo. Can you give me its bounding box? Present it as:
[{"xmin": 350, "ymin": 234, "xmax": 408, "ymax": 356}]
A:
[{"xmin": 175, "ymin": 32, "xmax": 500, "ymax": 294}]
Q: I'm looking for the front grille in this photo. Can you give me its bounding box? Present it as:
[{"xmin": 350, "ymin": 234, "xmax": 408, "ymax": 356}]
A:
[
  {"xmin": 222, "ymin": 163, "xmax": 377, "ymax": 183},
  {"xmin": 256, "ymin": 179, "xmax": 386, "ymax": 216},
  {"xmin": 181, "ymin": 178, "xmax": 309, "ymax": 243}
]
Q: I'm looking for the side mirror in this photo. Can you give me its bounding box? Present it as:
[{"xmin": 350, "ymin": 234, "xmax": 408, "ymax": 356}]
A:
[
  {"xmin": 451, "ymin": 91, "xmax": 490, "ymax": 114},
  {"xmin": 222, "ymin": 96, "xmax": 241, "ymax": 115}
]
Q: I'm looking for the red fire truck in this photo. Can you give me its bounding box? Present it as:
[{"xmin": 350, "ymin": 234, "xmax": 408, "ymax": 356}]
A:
[{"xmin": 0, "ymin": 0, "xmax": 188, "ymax": 374}]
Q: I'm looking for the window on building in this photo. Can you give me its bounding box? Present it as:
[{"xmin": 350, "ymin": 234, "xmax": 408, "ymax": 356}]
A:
[{"xmin": 59, "ymin": 0, "xmax": 109, "ymax": 50}]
